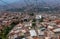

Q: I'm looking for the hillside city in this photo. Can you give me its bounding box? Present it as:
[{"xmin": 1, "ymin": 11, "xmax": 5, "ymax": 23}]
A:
[{"xmin": 0, "ymin": 12, "xmax": 60, "ymax": 39}]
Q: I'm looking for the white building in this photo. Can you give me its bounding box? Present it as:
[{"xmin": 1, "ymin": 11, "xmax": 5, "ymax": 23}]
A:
[
  {"xmin": 24, "ymin": 22, "xmax": 32, "ymax": 27},
  {"xmin": 38, "ymin": 29, "xmax": 44, "ymax": 36},
  {"xmin": 35, "ymin": 15, "xmax": 42, "ymax": 19},
  {"xmin": 29, "ymin": 29, "xmax": 37, "ymax": 36},
  {"xmin": 53, "ymin": 28, "xmax": 60, "ymax": 32}
]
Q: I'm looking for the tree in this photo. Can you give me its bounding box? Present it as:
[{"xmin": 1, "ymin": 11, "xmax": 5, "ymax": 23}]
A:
[
  {"xmin": 32, "ymin": 22, "xmax": 36, "ymax": 28},
  {"xmin": 29, "ymin": 13, "xmax": 34, "ymax": 16},
  {"xmin": 32, "ymin": 22, "xmax": 36, "ymax": 26},
  {"xmin": 0, "ymin": 38, "xmax": 2, "ymax": 39},
  {"xmin": 39, "ymin": 17, "xmax": 44, "ymax": 22},
  {"xmin": 0, "ymin": 21, "xmax": 19, "ymax": 39},
  {"xmin": 32, "ymin": 18, "xmax": 36, "ymax": 29},
  {"xmin": 32, "ymin": 19, "xmax": 36, "ymax": 22}
]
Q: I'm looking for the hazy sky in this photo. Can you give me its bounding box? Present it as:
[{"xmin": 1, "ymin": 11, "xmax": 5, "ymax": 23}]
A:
[
  {"xmin": 0, "ymin": 0, "xmax": 21, "ymax": 5},
  {"xmin": 0, "ymin": 0, "xmax": 60, "ymax": 5}
]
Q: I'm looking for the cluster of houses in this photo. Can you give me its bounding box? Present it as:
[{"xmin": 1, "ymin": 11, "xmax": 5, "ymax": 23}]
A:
[{"xmin": 0, "ymin": 12, "xmax": 60, "ymax": 39}]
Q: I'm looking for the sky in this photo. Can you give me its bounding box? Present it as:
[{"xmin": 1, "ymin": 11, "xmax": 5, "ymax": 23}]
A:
[
  {"xmin": 0, "ymin": 0, "xmax": 60, "ymax": 5},
  {"xmin": 0, "ymin": 0, "xmax": 60, "ymax": 7},
  {"xmin": 0, "ymin": 0, "xmax": 60, "ymax": 11},
  {"xmin": 0, "ymin": 0, "xmax": 21, "ymax": 5}
]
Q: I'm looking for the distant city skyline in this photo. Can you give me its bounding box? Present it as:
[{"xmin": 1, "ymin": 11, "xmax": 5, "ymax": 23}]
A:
[
  {"xmin": 0, "ymin": 0, "xmax": 60, "ymax": 5},
  {"xmin": 0, "ymin": 0, "xmax": 60, "ymax": 11}
]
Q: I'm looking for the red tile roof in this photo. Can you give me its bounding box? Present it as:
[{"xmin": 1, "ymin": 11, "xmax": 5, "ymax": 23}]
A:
[{"xmin": 54, "ymin": 20, "xmax": 60, "ymax": 24}]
